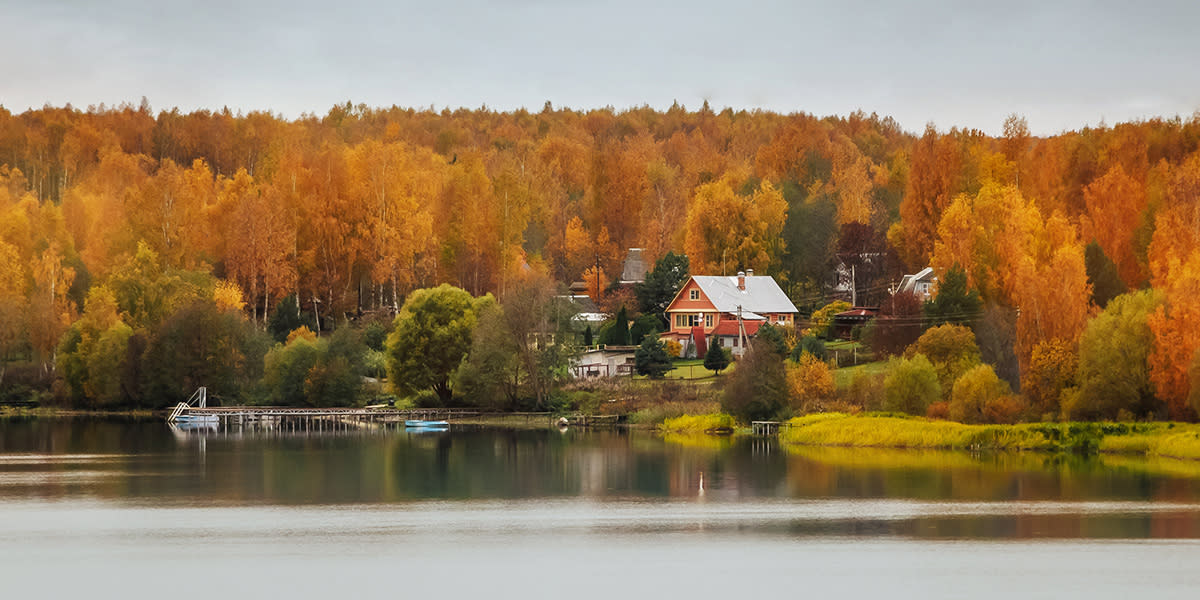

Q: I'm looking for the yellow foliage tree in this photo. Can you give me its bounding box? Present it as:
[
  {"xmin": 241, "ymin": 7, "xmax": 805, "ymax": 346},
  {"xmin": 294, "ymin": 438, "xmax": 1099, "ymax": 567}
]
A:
[
  {"xmin": 684, "ymin": 173, "xmax": 787, "ymax": 274},
  {"xmin": 287, "ymin": 325, "xmax": 318, "ymax": 345},
  {"xmin": 787, "ymin": 353, "xmax": 835, "ymax": 411},
  {"xmin": 213, "ymin": 280, "xmax": 247, "ymax": 313}
]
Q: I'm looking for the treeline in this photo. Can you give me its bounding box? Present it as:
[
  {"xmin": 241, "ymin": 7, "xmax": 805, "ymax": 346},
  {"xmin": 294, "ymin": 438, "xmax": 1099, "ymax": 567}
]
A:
[{"xmin": 2, "ymin": 100, "xmax": 1200, "ymax": 417}]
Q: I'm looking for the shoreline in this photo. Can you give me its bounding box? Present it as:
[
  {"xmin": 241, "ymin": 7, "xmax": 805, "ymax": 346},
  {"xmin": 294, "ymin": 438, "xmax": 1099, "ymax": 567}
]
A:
[{"xmin": 8, "ymin": 407, "xmax": 1200, "ymax": 462}]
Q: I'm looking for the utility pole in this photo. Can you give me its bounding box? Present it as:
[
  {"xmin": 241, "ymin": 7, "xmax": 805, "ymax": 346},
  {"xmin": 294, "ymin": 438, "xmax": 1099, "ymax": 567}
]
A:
[
  {"xmin": 851, "ymin": 264, "xmax": 857, "ymax": 307},
  {"xmin": 737, "ymin": 304, "xmax": 746, "ymax": 353}
]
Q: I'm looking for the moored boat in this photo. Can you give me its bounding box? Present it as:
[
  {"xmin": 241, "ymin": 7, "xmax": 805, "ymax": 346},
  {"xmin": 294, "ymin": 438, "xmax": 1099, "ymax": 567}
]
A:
[{"xmin": 405, "ymin": 419, "xmax": 449, "ymax": 428}]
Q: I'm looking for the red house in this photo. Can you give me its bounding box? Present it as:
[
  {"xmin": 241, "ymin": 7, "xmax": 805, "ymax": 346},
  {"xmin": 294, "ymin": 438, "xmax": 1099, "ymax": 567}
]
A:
[{"xmin": 660, "ymin": 269, "xmax": 798, "ymax": 357}]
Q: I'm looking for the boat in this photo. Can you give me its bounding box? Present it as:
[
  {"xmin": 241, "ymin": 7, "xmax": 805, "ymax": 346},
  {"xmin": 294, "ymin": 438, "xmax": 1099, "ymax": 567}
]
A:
[
  {"xmin": 405, "ymin": 419, "xmax": 449, "ymax": 428},
  {"xmin": 173, "ymin": 413, "xmax": 220, "ymax": 425},
  {"xmin": 167, "ymin": 387, "xmax": 218, "ymax": 425}
]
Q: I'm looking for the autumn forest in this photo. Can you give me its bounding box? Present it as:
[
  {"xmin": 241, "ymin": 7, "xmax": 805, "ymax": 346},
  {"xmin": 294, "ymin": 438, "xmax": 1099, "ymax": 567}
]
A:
[{"xmin": 3, "ymin": 100, "xmax": 1200, "ymax": 420}]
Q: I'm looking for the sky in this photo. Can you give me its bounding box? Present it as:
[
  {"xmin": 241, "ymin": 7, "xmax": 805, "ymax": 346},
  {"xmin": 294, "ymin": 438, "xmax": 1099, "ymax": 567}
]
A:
[{"xmin": 3, "ymin": 0, "xmax": 1199, "ymax": 136}]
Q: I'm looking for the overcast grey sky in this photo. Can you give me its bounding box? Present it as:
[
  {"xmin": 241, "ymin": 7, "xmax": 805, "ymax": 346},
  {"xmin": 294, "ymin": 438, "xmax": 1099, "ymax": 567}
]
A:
[{"xmin": 3, "ymin": 0, "xmax": 1198, "ymax": 135}]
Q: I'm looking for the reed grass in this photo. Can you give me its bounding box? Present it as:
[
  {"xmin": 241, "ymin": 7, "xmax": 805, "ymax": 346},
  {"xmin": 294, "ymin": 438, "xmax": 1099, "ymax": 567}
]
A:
[
  {"xmin": 782, "ymin": 413, "xmax": 1200, "ymax": 458},
  {"xmin": 781, "ymin": 413, "xmax": 1055, "ymax": 451},
  {"xmin": 1099, "ymin": 425, "xmax": 1200, "ymax": 460},
  {"xmin": 658, "ymin": 413, "xmax": 735, "ymax": 434}
]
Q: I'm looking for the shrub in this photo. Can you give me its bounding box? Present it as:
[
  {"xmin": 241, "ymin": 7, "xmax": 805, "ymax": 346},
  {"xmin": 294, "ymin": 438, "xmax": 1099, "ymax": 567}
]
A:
[
  {"xmin": 983, "ymin": 395, "xmax": 1024, "ymax": 425},
  {"xmin": 787, "ymin": 353, "xmax": 835, "ymax": 412},
  {"xmin": 411, "ymin": 389, "xmax": 442, "ymax": 408},
  {"xmin": 362, "ymin": 320, "xmax": 390, "ymax": 351},
  {"xmin": 791, "ymin": 335, "xmax": 827, "ymax": 361},
  {"xmin": 948, "ymin": 363, "xmax": 1010, "ymax": 424},
  {"xmin": 842, "ymin": 370, "xmax": 887, "ymax": 411},
  {"xmin": 287, "ymin": 325, "xmax": 317, "ymax": 344},
  {"xmin": 664, "ymin": 339, "xmax": 682, "ymax": 358},
  {"xmin": 721, "ymin": 339, "xmax": 789, "ymax": 422},
  {"xmin": 756, "ymin": 324, "xmax": 790, "ymax": 358},
  {"xmin": 882, "ymin": 354, "xmax": 941, "ymax": 416},
  {"xmin": 927, "ymin": 401, "xmax": 950, "ymax": 420},
  {"xmin": 908, "ymin": 323, "xmax": 980, "ymax": 398}
]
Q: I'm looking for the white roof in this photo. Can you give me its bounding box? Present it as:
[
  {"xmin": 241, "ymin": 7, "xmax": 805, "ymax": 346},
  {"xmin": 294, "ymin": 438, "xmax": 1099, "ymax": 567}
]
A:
[
  {"xmin": 690, "ymin": 275, "xmax": 798, "ymax": 314},
  {"xmin": 898, "ymin": 267, "xmax": 936, "ymax": 294}
]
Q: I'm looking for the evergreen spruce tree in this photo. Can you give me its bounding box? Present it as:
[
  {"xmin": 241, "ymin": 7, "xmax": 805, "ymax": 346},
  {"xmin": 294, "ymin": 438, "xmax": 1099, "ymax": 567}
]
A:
[
  {"xmin": 635, "ymin": 336, "xmax": 672, "ymax": 378},
  {"xmin": 703, "ymin": 337, "xmax": 730, "ymax": 374}
]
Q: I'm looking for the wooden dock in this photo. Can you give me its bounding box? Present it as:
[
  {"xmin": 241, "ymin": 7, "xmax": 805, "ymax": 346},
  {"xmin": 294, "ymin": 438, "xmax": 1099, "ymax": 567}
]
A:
[
  {"xmin": 751, "ymin": 420, "xmax": 781, "ymax": 435},
  {"xmin": 175, "ymin": 406, "xmax": 478, "ymax": 430},
  {"xmin": 169, "ymin": 405, "xmax": 620, "ymax": 433}
]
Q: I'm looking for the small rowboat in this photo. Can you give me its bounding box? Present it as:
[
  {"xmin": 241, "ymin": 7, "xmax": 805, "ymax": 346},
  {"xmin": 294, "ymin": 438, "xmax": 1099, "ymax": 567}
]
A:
[{"xmin": 405, "ymin": 419, "xmax": 449, "ymax": 428}]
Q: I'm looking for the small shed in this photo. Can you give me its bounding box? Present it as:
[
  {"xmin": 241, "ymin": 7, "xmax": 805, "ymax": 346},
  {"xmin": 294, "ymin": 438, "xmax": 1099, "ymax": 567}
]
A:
[{"xmin": 831, "ymin": 307, "xmax": 878, "ymax": 340}]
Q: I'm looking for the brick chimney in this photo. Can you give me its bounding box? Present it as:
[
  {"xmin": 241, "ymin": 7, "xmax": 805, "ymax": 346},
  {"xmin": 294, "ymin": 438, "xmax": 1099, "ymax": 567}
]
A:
[{"xmin": 737, "ymin": 270, "xmax": 746, "ymax": 291}]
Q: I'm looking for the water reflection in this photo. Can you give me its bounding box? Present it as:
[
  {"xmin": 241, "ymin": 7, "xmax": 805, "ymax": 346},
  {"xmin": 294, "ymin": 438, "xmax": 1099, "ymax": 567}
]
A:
[{"xmin": 4, "ymin": 418, "xmax": 1200, "ymax": 539}]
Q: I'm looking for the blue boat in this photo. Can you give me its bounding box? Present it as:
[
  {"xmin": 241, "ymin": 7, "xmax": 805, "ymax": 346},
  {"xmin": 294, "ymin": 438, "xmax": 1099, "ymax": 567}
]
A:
[{"xmin": 405, "ymin": 419, "xmax": 449, "ymax": 428}]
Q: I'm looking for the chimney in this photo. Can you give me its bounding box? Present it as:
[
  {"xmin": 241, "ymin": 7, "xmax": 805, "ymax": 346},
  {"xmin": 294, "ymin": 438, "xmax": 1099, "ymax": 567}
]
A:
[
  {"xmin": 746, "ymin": 268, "xmax": 754, "ymax": 278},
  {"xmin": 737, "ymin": 270, "xmax": 746, "ymax": 291}
]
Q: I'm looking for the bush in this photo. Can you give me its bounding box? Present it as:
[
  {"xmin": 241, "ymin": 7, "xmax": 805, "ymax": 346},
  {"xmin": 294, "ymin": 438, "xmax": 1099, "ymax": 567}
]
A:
[
  {"xmin": 882, "ymin": 354, "xmax": 941, "ymax": 416},
  {"xmin": 908, "ymin": 323, "xmax": 980, "ymax": 399},
  {"xmin": 842, "ymin": 370, "xmax": 887, "ymax": 411},
  {"xmin": 983, "ymin": 395, "xmax": 1024, "ymax": 425},
  {"xmin": 756, "ymin": 324, "xmax": 790, "ymax": 358},
  {"xmin": 948, "ymin": 363, "xmax": 1010, "ymax": 424},
  {"xmin": 927, "ymin": 401, "xmax": 950, "ymax": 420},
  {"xmin": 664, "ymin": 339, "xmax": 682, "ymax": 358},
  {"xmin": 721, "ymin": 339, "xmax": 789, "ymax": 422},
  {"xmin": 787, "ymin": 353, "xmax": 835, "ymax": 412},
  {"xmin": 411, "ymin": 389, "xmax": 442, "ymax": 408},
  {"xmin": 791, "ymin": 335, "xmax": 826, "ymax": 361},
  {"xmin": 362, "ymin": 320, "xmax": 390, "ymax": 351}
]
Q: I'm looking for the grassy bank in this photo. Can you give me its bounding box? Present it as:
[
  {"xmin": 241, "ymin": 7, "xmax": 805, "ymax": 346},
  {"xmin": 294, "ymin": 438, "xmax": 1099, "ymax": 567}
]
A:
[
  {"xmin": 0, "ymin": 407, "xmax": 158, "ymax": 419},
  {"xmin": 657, "ymin": 413, "xmax": 734, "ymax": 434},
  {"xmin": 779, "ymin": 412, "xmax": 1200, "ymax": 458}
]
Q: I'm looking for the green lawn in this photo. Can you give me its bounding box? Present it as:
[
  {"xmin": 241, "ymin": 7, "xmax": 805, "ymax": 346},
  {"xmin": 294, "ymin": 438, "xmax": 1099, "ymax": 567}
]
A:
[
  {"xmin": 833, "ymin": 360, "xmax": 888, "ymax": 390},
  {"xmin": 633, "ymin": 358, "xmax": 734, "ymax": 381}
]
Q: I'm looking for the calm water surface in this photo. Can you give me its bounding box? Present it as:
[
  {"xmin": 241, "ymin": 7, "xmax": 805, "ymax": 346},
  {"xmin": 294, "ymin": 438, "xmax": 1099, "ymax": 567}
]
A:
[{"xmin": 3, "ymin": 418, "xmax": 1200, "ymax": 599}]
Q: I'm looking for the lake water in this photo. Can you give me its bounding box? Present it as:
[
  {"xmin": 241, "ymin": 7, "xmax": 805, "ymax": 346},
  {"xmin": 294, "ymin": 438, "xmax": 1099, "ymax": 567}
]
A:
[{"xmin": 3, "ymin": 418, "xmax": 1200, "ymax": 599}]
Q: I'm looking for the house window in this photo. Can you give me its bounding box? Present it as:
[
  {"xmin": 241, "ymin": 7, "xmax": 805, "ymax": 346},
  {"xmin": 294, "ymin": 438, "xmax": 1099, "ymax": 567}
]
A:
[
  {"xmin": 688, "ymin": 314, "xmax": 701, "ymax": 327},
  {"xmin": 705, "ymin": 314, "xmax": 713, "ymax": 328},
  {"xmin": 674, "ymin": 314, "xmax": 685, "ymax": 328},
  {"xmin": 689, "ymin": 289, "xmax": 699, "ymax": 300}
]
